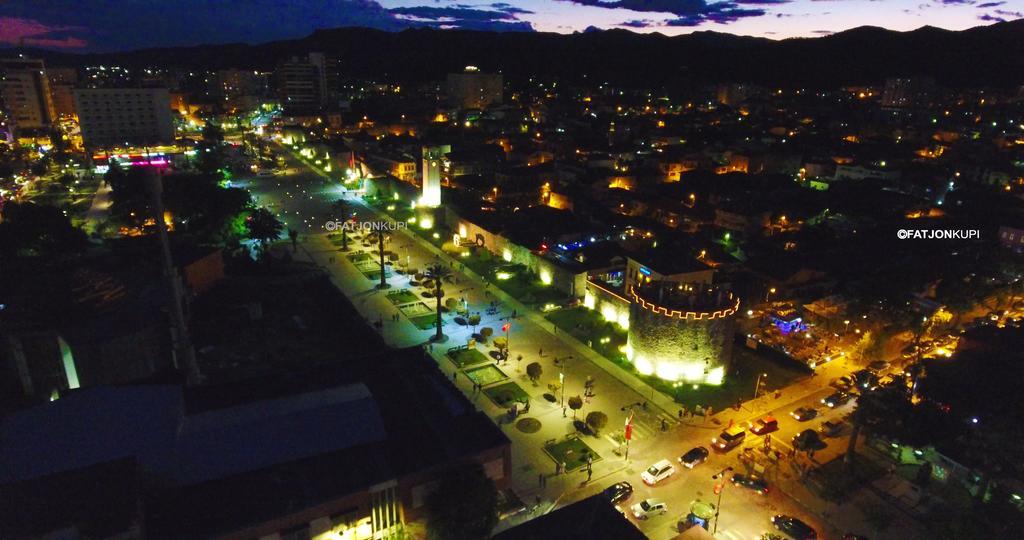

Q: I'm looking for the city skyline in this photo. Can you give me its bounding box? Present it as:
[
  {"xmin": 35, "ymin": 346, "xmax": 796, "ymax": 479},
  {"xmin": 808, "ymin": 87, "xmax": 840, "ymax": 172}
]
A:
[{"xmin": 0, "ymin": 0, "xmax": 1020, "ymax": 52}]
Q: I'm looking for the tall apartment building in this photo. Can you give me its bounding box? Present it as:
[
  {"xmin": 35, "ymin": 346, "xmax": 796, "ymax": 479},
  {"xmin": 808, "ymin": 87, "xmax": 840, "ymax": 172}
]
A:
[
  {"xmin": 0, "ymin": 57, "xmax": 57, "ymax": 135},
  {"xmin": 73, "ymin": 87, "xmax": 174, "ymax": 148},
  {"xmin": 275, "ymin": 52, "xmax": 340, "ymax": 112},
  {"xmin": 881, "ymin": 77, "xmax": 935, "ymax": 109},
  {"xmin": 46, "ymin": 67, "xmax": 79, "ymax": 119},
  {"xmin": 446, "ymin": 66, "xmax": 502, "ymax": 110}
]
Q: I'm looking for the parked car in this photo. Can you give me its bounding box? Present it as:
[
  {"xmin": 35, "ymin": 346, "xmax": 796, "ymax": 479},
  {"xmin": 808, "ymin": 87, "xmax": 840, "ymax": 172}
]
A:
[
  {"xmin": 641, "ymin": 459, "xmax": 676, "ymax": 485},
  {"xmin": 711, "ymin": 426, "xmax": 746, "ymax": 452},
  {"xmin": 819, "ymin": 419, "xmax": 846, "ymax": 437},
  {"xmin": 679, "ymin": 446, "xmax": 710, "ymax": 468},
  {"xmin": 793, "ymin": 429, "xmax": 827, "ymax": 451},
  {"xmin": 631, "ymin": 498, "xmax": 668, "ymax": 519},
  {"xmin": 831, "ymin": 375, "xmax": 855, "ymax": 391},
  {"xmin": 790, "ymin": 406, "xmax": 818, "ymax": 421},
  {"xmin": 867, "ymin": 360, "xmax": 890, "ymax": 373},
  {"xmin": 602, "ymin": 481, "xmax": 633, "ymax": 504},
  {"xmin": 852, "ymin": 369, "xmax": 879, "ymax": 390},
  {"xmin": 749, "ymin": 415, "xmax": 779, "ymax": 435},
  {"xmin": 731, "ymin": 473, "xmax": 769, "ymax": 494},
  {"xmin": 822, "ymin": 391, "xmax": 852, "ymax": 408},
  {"xmin": 772, "ymin": 515, "xmax": 818, "ymax": 539}
]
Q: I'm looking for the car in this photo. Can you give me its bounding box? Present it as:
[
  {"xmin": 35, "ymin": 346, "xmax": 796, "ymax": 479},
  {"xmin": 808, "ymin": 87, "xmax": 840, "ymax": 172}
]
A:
[
  {"xmin": 852, "ymin": 369, "xmax": 879, "ymax": 390},
  {"xmin": 750, "ymin": 415, "xmax": 779, "ymax": 435},
  {"xmin": 790, "ymin": 406, "xmax": 818, "ymax": 421},
  {"xmin": 256, "ymin": 170, "xmax": 275, "ymax": 177},
  {"xmin": 819, "ymin": 419, "xmax": 846, "ymax": 437},
  {"xmin": 772, "ymin": 515, "xmax": 818, "ymax": 539},
  {"xmin": 822, "ymin": 391, "xmax": 852, "ymax": 408},
  {"xmin": 641, "ymin": 459, "xmax": 676, "ymax": 485},
  {"xmin": 731, "ymin": 473, "xmax": 769, "ymax": 494},
  {"xmin": 630, "ymin": 498, "xmax": 667, "ymax": 519},
  {"xmin": 602, "ymin": 481, "xmax": 633, "ymax": 504},
  {"xmin": 679, "ymin": 446, "xmax": 710, "ymax": 468},
  {"xmin": 711, "ymin": 426, "xmax": 746, "ymax": 452},
  {"xmin": 867, "ymin": 360, "xmax": 890, "ymax": 373},
  {"xmin": 793, "ymin": 429, "xmax": 827, "ymax": 451},
  {"xmin": 831, "ymin": 375, "xmax": 855, "ymax": 391}
]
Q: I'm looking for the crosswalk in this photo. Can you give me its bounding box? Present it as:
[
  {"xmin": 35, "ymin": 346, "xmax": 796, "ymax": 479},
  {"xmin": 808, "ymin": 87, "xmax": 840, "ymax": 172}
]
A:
[{"xmin": 603, "ymin": 411, "xmax": 678, "ymax": 446}]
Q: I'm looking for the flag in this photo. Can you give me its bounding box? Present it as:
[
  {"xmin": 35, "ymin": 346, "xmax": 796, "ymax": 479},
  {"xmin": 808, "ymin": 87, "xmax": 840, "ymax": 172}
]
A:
[
  {"xmin": 624, "ymin": 411, "xmax": 634, "ymax": 441},
  {"xmin": 502, "ymin": 322, "xmax": 511, "ymax": 332}
]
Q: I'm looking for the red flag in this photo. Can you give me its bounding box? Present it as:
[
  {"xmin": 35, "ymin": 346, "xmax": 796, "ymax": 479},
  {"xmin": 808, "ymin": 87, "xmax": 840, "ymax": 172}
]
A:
[
  {"xmin": 502, "ymin": 322, "xmax": 511, "ymax": 332},
  {"xmin": 624, "ymin": 411, "xmax": 635, "ymax": 441}
]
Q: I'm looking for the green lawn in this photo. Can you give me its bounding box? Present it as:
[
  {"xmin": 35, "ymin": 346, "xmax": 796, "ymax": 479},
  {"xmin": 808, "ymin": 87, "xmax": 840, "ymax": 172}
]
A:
[
  {"xmin": 546, "ymin": 307, "xmax": 626, "ymax": 361},
  {"xmin": 544, "ymin": 437, "xmax": 601, "ymax": 472},
  {"xmin": 386, "ymin": 290, "xmax": 419, "ymax": 305},
  {"xmin": 459, "ymin": 252, "xmax": 566, "ymax": 306},
  {"xmin": 447, "ymin": 347, "xmax": 491, "ymax": 368},
  {"xmin": 483, "ymin": 382, "xmax": 529, "ymax": 407},
  {"xmin": 410, "ymin": 314, "xmax": 440, "ymax": 330},
  {"xmin": 464, "ymin": 364, "xmax": 509, "ymax": 386}
]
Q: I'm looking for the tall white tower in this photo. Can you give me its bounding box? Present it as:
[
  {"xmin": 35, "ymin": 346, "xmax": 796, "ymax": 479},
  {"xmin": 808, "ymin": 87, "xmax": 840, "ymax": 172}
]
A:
[{"xmin": 421, "ymin": 144, "xmax": 449, "ymax": 207}]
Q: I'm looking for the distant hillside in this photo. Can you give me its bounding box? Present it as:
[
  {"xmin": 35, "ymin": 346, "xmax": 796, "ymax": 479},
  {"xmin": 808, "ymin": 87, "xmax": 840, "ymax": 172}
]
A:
[{"xmin": 5, "ymin": 20, "xmax": 1024, "ymax": 88}]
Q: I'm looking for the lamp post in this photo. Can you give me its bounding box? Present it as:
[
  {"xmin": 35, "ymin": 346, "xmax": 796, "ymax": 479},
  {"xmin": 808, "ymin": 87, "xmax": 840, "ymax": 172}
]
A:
[
  {"xmin": 844, "ymin": 319, "xmax": 851, "ymax": 335},
  {"xmin": 754, "ymin": 372, "xmax": 768, "ymax": 399},
  {"xmin": 711, "ymin": 466, "xmax": 734, "ymax": 534},
  {"xmin": 764, "ymin": 287, "xmax": 776, "ymax": 303}
]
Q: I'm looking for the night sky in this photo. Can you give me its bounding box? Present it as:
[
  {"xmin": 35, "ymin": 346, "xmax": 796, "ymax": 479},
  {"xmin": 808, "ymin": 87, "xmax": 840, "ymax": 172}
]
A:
[{"xmin": 0, "ymin": 0, "xmax": 1020, "ymax": 52}]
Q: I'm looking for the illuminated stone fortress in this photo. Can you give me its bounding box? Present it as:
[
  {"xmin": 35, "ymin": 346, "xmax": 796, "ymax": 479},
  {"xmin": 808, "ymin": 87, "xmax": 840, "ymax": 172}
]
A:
[{"xmin": 623, "ymin": 280, "xmax": 739, "ymax": 385}]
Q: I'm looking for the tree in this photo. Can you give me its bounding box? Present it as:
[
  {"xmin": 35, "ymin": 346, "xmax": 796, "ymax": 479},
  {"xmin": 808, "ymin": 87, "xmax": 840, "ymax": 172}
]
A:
[
  {"xmin": 288, "ymin": 228, "xmax": 298, "ymax": 252},
  {"xmin": 586, "ymin": 411, "xmax": 608, "ymax": 434},
  {"xmin": 246, "ymin": 207, "xmax": 283, "ymax": 255},
  {"xmin": 468, "ymin": 313, "xmax": 481, "ymax": 333},
  {"xmin": 331, "ymin": 199, "xmax": 353, "ymax": 251},
  {"xmin": 0, "ymin": 202, "xmax": 87, "ymax": 259},
  {"xmin": 425, "ymin": 263, "xmax": 453, "ymax": 342},
  {"xmin": 526, "ymin": 362, "xmax": 543, "ymax": 384},
  {"xmin": 425, "ymin": 462, "xmax": 498, "ymax": 540},
  {"xmin": 567, "ymin": 395, "xmax": 583, "ymax": 419},
  {"xmin": 368, "ymin": 230, "xmax": 392, "ymax": 289}
]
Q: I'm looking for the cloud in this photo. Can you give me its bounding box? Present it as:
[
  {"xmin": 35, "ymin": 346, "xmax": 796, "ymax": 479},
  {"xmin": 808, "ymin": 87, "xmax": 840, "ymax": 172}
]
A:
[
  {"xmin": 976, "ymin": 1, "xmax": 1004, "ymax": 6},
  {"xmin": 620, "ymin": 19, "xmax": 659, "ymax": 28},
  {"xmin": 933, "ymin": 0, "xmax": 974, "ymax": 5},
  {"xmin": 559, "ymin": 0, "xmax": 780, "ymax": 23},
  {"xmin": 0, "ymin": 0, "xmax": 534, "ymax": 52},
  {"xmin": 389, "ymin": 5, "xmax": 534, "ymax": 30},
  {"xmin": 978, "ymin": 12, "xmax": 1005, "ymax": 20},
  {"xmin": 0, "ymin": 16, "xmax": 88, "ymax": 48}
]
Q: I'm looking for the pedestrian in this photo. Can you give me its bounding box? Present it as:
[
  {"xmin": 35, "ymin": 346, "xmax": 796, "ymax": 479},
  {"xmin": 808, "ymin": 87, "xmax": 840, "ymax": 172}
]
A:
[
  {"xmin": 538, "ymin": 473, "xmax": 544, "ymax": 487},
  {"xmin": 535, "ymin": 494, "xmax": 542, "ymax": 508},
  {"xmin": 678, "ymin": 409, "xmax": 684, "ymax": 420},
  {"xmin": 587, "ymin": 468, "xmax": 593, "ymax": 482},
  {"xmin": 562, "ymin": 406, "xmax": 567, "ymax": 417},
  {"xmin": 453, "ymin": 371, "xmax": 457, "ymax": 382},
  {"xmin": 661, "ymin": 418, "xmax": 668, "ymax": 432},
  {"xmin": 539, "ymin": 347, "xmax": 544, "ymax": 357}
]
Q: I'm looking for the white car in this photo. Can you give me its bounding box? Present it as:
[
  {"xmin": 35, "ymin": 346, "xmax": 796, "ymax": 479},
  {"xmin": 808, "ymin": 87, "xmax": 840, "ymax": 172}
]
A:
[
  {"xmin": 640, "ymin": 459, "xmax": 675, "ymax": 485},
  {"xmin": 631, "ymin": 498, "xmax": 667, "ymax": 519}
]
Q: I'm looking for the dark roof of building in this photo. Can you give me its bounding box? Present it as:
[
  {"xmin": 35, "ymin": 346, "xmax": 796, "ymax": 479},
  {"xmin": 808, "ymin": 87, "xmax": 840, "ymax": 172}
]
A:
[
  {"xmin": 629, "ymin": 245, "xmax": 711, "ymax": 276},
  {"xmin": 492, "ymin": 495, "xmax": 646, "ymax": 540}
]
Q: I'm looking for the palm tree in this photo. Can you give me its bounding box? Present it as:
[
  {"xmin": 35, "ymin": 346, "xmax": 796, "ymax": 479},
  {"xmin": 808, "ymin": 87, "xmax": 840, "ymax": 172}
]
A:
[
  {"xmin": 368, "ymin": 230, "xmax": 393, "ymax": 289},
  {"xmin": 331, "ymin": 199, "xmax": 352, "ymax": 251},
  {"xmin": 246, "ymin": 207, "xmax": 284, "ymax": 256},
  {"xmin": 424, "ymin": 263, "xmax": 453, "ymax": 342}
]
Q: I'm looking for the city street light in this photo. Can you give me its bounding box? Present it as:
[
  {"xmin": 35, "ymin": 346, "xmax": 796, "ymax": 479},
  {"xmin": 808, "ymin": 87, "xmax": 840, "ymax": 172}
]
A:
[
  {"xmin": 844, "ymin": 319, "xmax": 851, "ymax": 335},
  {"xmin": 557, "ymin": 355, "xmax": 575, "ymax": 410},
  {"xmin": 711, "ymin": 466, "xmax": 734, "ymax": 534},
  {"xmin": 764, "ymin": 287, "xmax": 777, "ymax": 303},
  {"xmin": 754, "ymin": 372, "xmax": 768, "ymax": 399}
]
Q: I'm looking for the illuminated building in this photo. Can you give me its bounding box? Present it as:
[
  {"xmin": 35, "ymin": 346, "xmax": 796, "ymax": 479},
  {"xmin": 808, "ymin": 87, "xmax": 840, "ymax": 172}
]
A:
[
  {"xmin": 0, "ymin": 57, "xmax": 57, "ymax": 135},
  {"xmin": 46, "ymin": 66, "xmax": 79, "ymax": 119},
  {"xmin": 73, "ymin": 87, "xmax": 174, "ymax": 149},
  {"xmin": 421, "ymin": 144, "xmax": 450, "ymax": 207},
  {"xmin": 625, "ymin": 281, "xmax": 739, "ymax": 384},
  {"xmin": 446, "ymin": 66, "xmax": 503, "ymax": 110}
]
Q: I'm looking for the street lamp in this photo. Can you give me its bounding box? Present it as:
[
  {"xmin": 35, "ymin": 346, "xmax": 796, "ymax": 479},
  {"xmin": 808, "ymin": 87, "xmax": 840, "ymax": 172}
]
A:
[
  {"xmin": 558, "ymin": 355, "xmax": 574, "ymax": 410},
  {"xmin": 754, "ymin": 372, "xmax": 768, "ymax": 399},
  {"xmin": 844, "ymin": 319, "xmax": 851, "ymax": 335},
  {"xmin": 764, "ymin": 287, "xmax": 776, "ymax": 303},
  {"xmin": 711, "ymin": 466, "xmax": 734, "ymax": 534}
]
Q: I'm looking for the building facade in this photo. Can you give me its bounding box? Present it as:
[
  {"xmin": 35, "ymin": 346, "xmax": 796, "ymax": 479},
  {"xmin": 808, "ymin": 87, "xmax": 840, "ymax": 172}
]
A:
[
  {"xmin": 446, "ymin": 67, "xmax": 502, "ymax": 110},
  {"xmin": 0, "ymin": 57, "xmax": 56, "ymax": 134},
  {"xmin": 73, "ymin": 87, "xmax": 174, "ymax": 148}
]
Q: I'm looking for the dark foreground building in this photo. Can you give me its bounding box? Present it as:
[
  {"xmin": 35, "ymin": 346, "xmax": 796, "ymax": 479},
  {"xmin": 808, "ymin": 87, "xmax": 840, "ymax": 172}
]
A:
[{"xmin": 0, "ymin": 346, "xmax": 510, "ymax": 539}]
